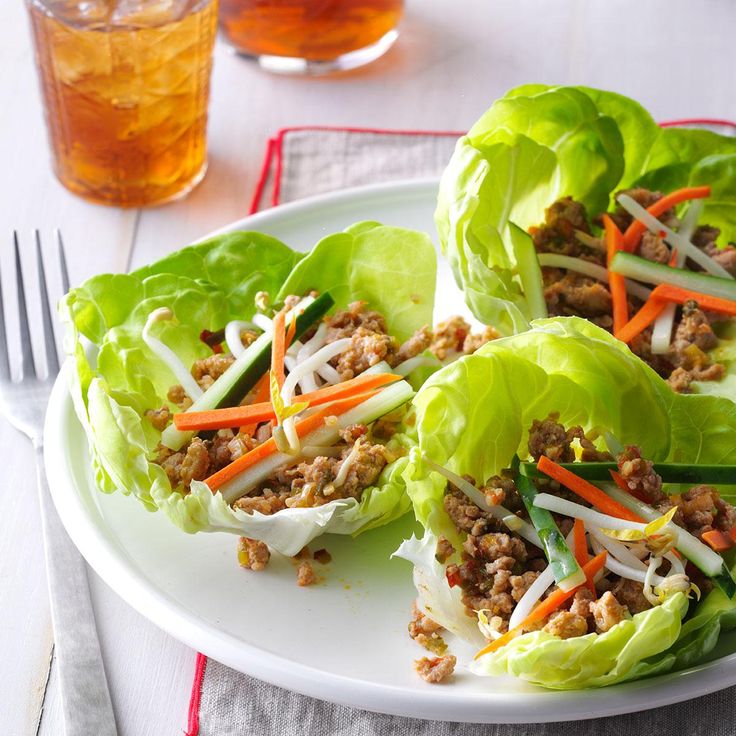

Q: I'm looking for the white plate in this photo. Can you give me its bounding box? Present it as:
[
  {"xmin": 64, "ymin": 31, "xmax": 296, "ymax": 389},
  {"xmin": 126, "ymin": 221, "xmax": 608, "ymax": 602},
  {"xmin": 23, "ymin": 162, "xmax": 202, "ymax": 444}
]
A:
[{"xmin": 45, "ymin": 179, "xmax": 736, "ymax": 723}]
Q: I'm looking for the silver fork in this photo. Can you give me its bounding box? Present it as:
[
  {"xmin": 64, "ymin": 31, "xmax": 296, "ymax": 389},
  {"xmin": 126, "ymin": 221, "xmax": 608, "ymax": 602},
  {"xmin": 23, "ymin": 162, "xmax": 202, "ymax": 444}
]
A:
[{"xmin": 2, "ymin": 232, "xmax": 117, "ymax": 736}]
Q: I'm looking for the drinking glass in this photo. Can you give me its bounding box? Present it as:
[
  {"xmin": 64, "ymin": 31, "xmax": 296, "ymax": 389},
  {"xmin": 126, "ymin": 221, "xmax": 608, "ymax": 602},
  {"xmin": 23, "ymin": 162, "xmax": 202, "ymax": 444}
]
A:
[
  {"xmin": 27, "ymin": 0, "xmax": 218, "ymax": 207},
  {"xmin": 219, "ymin": 0, "xmax": 404, "ymax": 74}
]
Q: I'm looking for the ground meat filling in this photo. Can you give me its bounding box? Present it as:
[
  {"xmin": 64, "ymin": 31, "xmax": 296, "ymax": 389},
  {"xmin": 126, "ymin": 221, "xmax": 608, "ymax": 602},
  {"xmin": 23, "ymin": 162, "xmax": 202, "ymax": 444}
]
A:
[
  {"xmin": 414, "ymin": 655, "xmax": 456, "ymax": 684},
  {"xmin": 543, "ymin": 610, "xmax": 588, "ymax": 639},
  {"xmin": 590, "ymin": 591, "xmax": 629, "ymax": 632},
  {"xmin": 672, "ymin": 485, "xmax": 736, "ymax": 540},
  {"xmin": 444, "ymin": 488, "xmax": 543, "ymax": 629},
  {"xmin": 145, "ymin": 406, "xmax": 170, "ymax": 432},
  {"xmin": 530, "ymin": 197, "xmax": 603, "ymax": 263},
  {"xmin": 617, "ymin": 445, "xmax": 665, "ymax": 504},
  {"xmin": 443, "ymin": 470, "xmax": 645, "ymax": 638},
  {"xmin": 665, "ymin": 301, "xmax": 725, "ymax": 392},
  {"xmin": 242, "ymin": 427, "xmax": 389, "ymax": 511},
  {"xmin": 313, "ymin": 549, "xmax": 332, "ymax": 565},
  {"xmin": 191, "ymin": 353, "xmax": 236, "ymax": 390},
  {"xmin": 439, "ymin": 421, "xmax": 736, "ymax": 649},
  {"xmin": 409, "ymin": 603, "xmax": 448, "ymax": 655},
  {"xmin": 529, "ymin": 192, "xmax": 730, "ymax": 391},
  {"xmin": 429, "ymin": 316, "xmax": 499, "ymax": 360},
  {"xmin": 157, "ymin": 431, "xmax": 240, "ymax": 490},
  {"xmin": 148, "ymin": 296, "xmax": 510, "ymax": 539},
  {"xmin": 167, "ymin": 384, "xmax": 192, "ymax": 410},
  {"xmin": 324, "ymin": 303, "xmax": 498, "ymax": 380},
  {"xmin": 693, "ymin": 225, "xmax": 736, "ymax": 276},
  {"xmin": 435, "ymin": 536, "xmax": 456, "ymax": 564},
  {"xmin": 237, "ymin": 537, "xmax": 270, "ymax": 571},
  {"xmin": 544, "ymin": 271, "xmax": 613, "ymax": 325},
  {"xmin": 323, "ymin": 301, "xmax": 403, "ymax": 379},
  {"xmin": 296, "ymin": 561, "xmax": 317, "ymax": 586},
  {"xmin": 528, "ymin": 414, "xmax": 611, "ymax": 464}
]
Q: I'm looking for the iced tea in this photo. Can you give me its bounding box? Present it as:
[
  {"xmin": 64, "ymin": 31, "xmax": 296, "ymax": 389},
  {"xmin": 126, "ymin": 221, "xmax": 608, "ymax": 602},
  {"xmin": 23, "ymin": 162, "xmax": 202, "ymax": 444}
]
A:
[
  {"xmin": 28, "ymin": 0, "xmax": 218, "ymax": 207},
  {"xmin": 219, "ymin": 0, "xmax": 403, "ymax": 72}
]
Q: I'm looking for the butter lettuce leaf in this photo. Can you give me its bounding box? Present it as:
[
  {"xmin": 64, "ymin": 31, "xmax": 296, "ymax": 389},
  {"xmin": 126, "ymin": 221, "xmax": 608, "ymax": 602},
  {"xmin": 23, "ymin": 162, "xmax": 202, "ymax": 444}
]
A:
[
  {"xmin": 435, "ymin": 86, "xmax": 623, "ymax": 333},
  {"xmin": 63, "ymin": 224, "xmax": 436, "ymax": 552},
  {"xmin": 435, "ymin": 135, "xmax": 557, "ymax": 333},
  {"xmin": 472, "ymin": 593, "xmax": 689, "ymax": 689},
  {"xmin": 436, "ymin": 84, "xmax": 736, "ymax": 381},
  {"xmin": 276, "ymin": 222, "xmax": 436, "ymax": 342},
  {"xmin": 401, "ymin": 317, "xmax": 736, "ymax": 688}
]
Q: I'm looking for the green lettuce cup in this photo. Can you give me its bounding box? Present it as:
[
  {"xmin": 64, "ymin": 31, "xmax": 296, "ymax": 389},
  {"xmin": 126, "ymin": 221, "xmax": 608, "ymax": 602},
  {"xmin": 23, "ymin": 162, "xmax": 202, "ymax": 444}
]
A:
[
  {"xmin": 398, "ymin": 316, "xmax": 736, "ymax": 689},
  {"xmin": 63, "ymin": 223, "xmax": 438, "ymax": 554},
  {"xmin": 435, "ymin": 84, "xmax": 736, "ymax": 399}
]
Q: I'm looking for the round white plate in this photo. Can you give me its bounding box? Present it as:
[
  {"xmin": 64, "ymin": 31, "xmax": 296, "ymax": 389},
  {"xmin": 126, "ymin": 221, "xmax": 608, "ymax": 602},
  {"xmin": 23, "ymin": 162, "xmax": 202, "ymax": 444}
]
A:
[{"xmin": 45, "ymin": 179, "xmax": 736, "ymax": 723}]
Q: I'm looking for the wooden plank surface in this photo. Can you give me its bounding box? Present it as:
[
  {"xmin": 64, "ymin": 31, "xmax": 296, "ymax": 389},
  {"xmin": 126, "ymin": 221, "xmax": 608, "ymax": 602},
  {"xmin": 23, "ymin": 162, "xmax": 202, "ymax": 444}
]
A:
[{"xmin": 2, "ymin": 0, "xmax": 735, "ymax": 733}]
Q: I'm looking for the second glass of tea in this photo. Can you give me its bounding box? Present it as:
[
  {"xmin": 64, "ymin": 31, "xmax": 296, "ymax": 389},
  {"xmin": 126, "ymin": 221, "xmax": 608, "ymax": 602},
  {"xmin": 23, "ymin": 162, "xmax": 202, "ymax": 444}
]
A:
[
  {"xmin": 219, "ymin": 0, "xmax": 404, "ymax": 74},
  {"xmin": 28, "ymin": 0, "xmax": 218, "ymax": 208}
]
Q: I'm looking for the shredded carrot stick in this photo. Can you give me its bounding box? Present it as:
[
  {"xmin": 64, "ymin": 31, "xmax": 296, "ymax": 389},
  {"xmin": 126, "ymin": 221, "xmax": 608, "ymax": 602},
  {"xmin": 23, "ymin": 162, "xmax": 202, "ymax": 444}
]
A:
[
  {"xmin": 616, "ymin": 282, "xmax": 736, "ymax": 345},
  {"xmin": 537, "ymin": 456, "xmax": 644, "ymax": 523},
  {"xmin": 175, "ymin": 402, "xmax": 274, "ymax": 432},
  {"xmin": 702, "ymin": 529, "xmax": 734, "ymax": 553},
  {"xmin": 474, "ymin": 551, "xmax": 608, "ymax": 658},
  {"xmin": 609, "ymin": 470, "xmax": 650, "ymax": 504},
  {"xmin": 603, "ymin": 215, "xmax": 629, "ymax": 334},
  {"xmin": 271, "ymin": 309, "xmax": 287, "ymax": 389},
  {"xmin": 622, "ymin": 185, "xmax": 712, "ymax": 252},
  {"xmin": 652, "ymin": 284, "xmax": 736, "ymax": 317},
  {"xmin": 240, "ymin": 374, "xmax": 272, "ymax": 436},
  {"xmin": 205, "ymin": 393, "xmax": 372, "ymax": 492},
  {"xmin": 285, "ymin": 313, "xmax": 297, "ymax": 348},
  {"xmin": 572, "ymin": 518, "xmax": 595, "ymax": 595},
  {"xmin": 174, "ymin": 373, "xmax": 400, "ymax": 431},
  {"xmin": 614, "ymin": 296, "xmax": 668, "ymax": 344}
]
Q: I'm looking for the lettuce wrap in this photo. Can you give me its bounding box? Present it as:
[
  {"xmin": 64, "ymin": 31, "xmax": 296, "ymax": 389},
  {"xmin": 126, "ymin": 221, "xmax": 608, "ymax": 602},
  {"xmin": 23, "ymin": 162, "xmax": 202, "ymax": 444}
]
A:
[
  {"xmin": 398, "ymin": 316, "xmax": 736, "ymax": 689},
  {"xmin": 63, "ymin": 222, "xmax": 438, "ymax": 554},
  {"xmin": 435, "ymin": 84, "xmax": 736, "ymax": 399}
]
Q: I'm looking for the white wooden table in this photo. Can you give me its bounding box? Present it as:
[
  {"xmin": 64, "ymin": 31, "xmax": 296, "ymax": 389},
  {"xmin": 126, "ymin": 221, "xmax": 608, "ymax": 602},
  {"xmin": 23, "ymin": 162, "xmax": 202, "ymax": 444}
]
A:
[{"xmin": 2, "ymin": 0, "xmax": 735, "ymax": 733}]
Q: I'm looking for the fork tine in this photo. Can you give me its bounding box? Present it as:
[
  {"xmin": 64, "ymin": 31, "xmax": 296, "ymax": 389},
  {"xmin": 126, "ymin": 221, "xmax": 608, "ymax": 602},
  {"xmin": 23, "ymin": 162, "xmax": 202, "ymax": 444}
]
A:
[
  {"xmin": 36, "ymin": 230, "xmax": 60, "ymax": 377},
  {"xmin": 14, "ymin": 232, "xmax": 36, "ymax": 379},
  {"xmin": 0, "ymin": 240, "xmax": 10, "ymax": 381},
  {"xmin": 57, "ymin": 229, "xmax": 70, "ymax": 294}
]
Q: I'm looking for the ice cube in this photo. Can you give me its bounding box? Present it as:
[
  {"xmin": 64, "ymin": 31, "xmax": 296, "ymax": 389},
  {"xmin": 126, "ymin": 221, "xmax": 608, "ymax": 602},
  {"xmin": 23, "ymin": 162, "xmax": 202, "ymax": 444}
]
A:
[{"xmin": 111, "ymin": 0, "xmax": 203, "ymax": 27}]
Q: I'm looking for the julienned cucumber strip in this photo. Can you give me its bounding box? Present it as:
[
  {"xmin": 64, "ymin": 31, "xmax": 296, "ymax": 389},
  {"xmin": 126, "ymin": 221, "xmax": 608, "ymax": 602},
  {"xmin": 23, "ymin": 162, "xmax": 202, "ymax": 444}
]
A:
[
  {"xmin": 509, "ymin": 222, "xmax": 548, "ymax": 320},
  {"xmin": 602, "ymin": 482, "xmax": 734, "ymax": 592},
  {"xmin": 521, "ymin": 462, "xmax": 736, "ymax": 485},
  {"xmin": 161, "ymin": 293, "xmax": 334, "ymax": 450},
  {"xmin": 219, "ymin": 379, "xmax": 415, "ymax": 504},
  {"xmin": 610, "ymin": 252, "xmax": 736, "ymax": 301},
  {"xmin": 515, "ymin": 461, "xmax": 585, "ymax": 592},
  {"xmin": 712, "ymin": 572, "xmax": 736, "ymax": 599}
]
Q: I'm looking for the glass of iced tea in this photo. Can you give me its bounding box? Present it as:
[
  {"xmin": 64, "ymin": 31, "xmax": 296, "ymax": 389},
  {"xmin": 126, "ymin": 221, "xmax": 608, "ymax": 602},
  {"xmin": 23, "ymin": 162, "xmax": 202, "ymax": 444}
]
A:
[
  {"xmin": 27, "ymin": 0, "xmax": 218, "ymax": 208},
  {"xmin": 219, "ymin": 0, "xmax": 403, "ymax": 74}
]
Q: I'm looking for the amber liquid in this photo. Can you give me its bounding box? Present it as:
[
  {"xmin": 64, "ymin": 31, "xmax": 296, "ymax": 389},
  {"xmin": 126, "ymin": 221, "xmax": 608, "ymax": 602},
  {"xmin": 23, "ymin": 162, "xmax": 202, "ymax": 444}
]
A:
[
  {"xmin": 28, "ymin": 1, "xmax": 218, "ymax": 207},
  {"xmin": 219, "ymin": 0, "xmax": 403, "ymax": 61}
]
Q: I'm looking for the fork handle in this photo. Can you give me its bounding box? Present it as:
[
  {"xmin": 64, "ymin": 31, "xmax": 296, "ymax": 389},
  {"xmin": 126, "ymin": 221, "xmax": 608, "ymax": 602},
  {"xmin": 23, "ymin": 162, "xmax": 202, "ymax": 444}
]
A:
[{"xmin": 36, "ymin": 444, "xmax": 118, "ymax": 736}]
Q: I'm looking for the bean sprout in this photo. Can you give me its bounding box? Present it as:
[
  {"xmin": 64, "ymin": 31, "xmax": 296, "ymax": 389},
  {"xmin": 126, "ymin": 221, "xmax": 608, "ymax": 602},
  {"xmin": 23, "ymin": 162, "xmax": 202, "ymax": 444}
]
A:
[
  {"xmin": 537, "ymin": 253, "xmax": 653, "ymax": 301},
  {"xmin": 142, "ymin": 308, "xmax": 203, "ymax": 400},
  {"xmin": 422, "ymin": 455, "xmax": 541, "ymax": 549},
  {"xmin": 650, "ymin": 200, "xmax": 704, "ymax": 354},
  {"xmin": 224, "ymin": 320, "xmax": 261, "ymax": 358},
  {"xmin": 251, "ymin": 313, "xmax": 273, "ymax": 332},
  {"xmin": 617, "ymin": 194, "xmax": 733, "ymax": 279}
]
